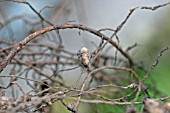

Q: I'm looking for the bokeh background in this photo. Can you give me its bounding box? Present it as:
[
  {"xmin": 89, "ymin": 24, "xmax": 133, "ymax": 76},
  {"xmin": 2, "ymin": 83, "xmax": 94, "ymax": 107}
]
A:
[{"xmin": 0, "ymin": 0, "xmax": 170, "ymax": 112}]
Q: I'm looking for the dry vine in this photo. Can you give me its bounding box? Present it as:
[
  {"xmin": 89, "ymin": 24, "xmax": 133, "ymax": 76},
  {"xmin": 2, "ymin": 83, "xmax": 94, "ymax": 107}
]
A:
[{"xmin": 0, "ymin": 1, "xmax": 170, "ymax": 113}]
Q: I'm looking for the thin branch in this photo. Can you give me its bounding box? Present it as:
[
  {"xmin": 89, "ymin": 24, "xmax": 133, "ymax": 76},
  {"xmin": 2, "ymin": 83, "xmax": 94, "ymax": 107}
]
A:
[
  {"xmin": 141, "ymin": 47, "xmax": 169, "ymax": 83},
  {"xmin": 141, "ymin": 2, "xmax": 170, "ymax": 10},
  {"xmin": 0, "ymin": 0, "xmax": 53, "ymax": 26},
  {"xmin": 0, "ymin": 24, "xmax": 132, "ymax": 73},
  {"xmin": 71, "ymin": 98, "xmax": 142, "ymax": 105},
  {"xmin": 74, "ymin": 65, "xmax": 139, "ymax": 110}
]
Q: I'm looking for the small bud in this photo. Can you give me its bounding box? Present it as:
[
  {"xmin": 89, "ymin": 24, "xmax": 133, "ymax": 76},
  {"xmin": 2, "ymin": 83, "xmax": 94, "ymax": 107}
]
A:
[{"xmin": 79, "ymin": 47, "xmax": 91, "ymax": 69}]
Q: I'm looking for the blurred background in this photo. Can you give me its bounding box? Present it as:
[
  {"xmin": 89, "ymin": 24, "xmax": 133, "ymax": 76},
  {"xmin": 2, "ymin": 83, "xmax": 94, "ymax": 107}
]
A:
[{"xmin": 0, "ymin": 0, "xmax": 170, "ymax": 113}]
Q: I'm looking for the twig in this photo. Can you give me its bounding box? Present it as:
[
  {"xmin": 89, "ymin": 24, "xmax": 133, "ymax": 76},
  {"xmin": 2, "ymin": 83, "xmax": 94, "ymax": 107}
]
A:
[
  {"xmin": 71, "ymin": 98, "xmax": 142, "ymax": 105},
  {"xmin": 0, "ymin": 24, "xmax": 133, "ymax": 73},
  {"xmin": 141, "ymin": 47, "xmax": 169, "ymax": 83},
  {"xmin": 74, "ymin": 66, "xmax": 139, "ymax": 110},
  {"xmin": 1, "ymin": 0, "xmax": 53, "ymax": 26}
]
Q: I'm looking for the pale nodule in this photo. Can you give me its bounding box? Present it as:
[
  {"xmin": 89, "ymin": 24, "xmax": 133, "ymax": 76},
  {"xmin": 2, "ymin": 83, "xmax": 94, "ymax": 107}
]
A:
[{"xmin": 80, "ymin": 47, "xmax": 91, "ymax": 69}]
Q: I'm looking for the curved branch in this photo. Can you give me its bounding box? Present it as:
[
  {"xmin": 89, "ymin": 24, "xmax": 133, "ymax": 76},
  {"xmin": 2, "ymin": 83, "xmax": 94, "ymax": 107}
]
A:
[{"xmin": 0, "ymin": 24, "xmax": 133, "ymax": 73}]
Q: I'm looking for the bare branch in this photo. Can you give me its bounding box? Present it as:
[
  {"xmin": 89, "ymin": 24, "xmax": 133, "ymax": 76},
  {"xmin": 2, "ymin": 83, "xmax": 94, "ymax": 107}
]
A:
[{"xmin": 0, "ymin": 24, "xmax": 132, "ymax": 73}]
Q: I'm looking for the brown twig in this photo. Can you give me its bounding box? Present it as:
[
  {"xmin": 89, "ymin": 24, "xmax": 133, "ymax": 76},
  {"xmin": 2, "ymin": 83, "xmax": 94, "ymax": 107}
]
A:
[
  {"xmin": 0, "ymin": 24, "xmax": 132, "ymax": 73},
  {"xmin": 75, "ymin": 65, "xmax": 139, "ymax": 110}
]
